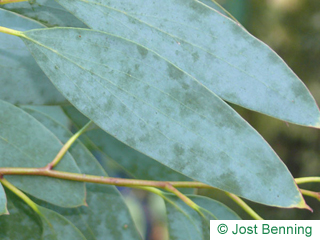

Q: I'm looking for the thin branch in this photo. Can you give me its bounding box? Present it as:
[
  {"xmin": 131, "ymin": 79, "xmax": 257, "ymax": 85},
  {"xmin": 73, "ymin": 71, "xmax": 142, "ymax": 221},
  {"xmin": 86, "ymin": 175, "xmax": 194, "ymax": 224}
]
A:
[
  {"xmin": 138, "ymin": 186, "xmax": 205, "ymax": 218},
  {"xmin": 45, "ymin": 121, "xmax": 93, "ymax": 170},
  {"xmin": 0, "ymin": 26, "xmax": 23, "ymax": 36},
  {"xmin": 295, "ymin": 177, "xmax": 320, "ymax": 185},
  {"xmin": 0, "ymin": 177, "xmax": 40, "ymax": 215},
  {"xmin": 301, "ymin": 189, "xmax": 320, "ymax": 201},
  {"xmin": 225, "ymin": 192, "xmax": 264, "ymax": 220},
  {"xmin": 0, "ymin": 0, "xmax": 27, "ymax": 4},
  {"xmin": 0, "ymin": 167, "xmax": 204, "ymax": 214},
  {"xmin": 0, "ymin": 167, "xmax": 204, "ymax": 216},
  {"xmin": 2, "ymin": 166, "xmax": 313, "ymax": 218},
  {"xmin": 164, "ymin": 183, "xmax": 200, "ymax": 211},
  {"xmin": 0, "ymin": 167, "xmax": 204, "ymax": 189}
]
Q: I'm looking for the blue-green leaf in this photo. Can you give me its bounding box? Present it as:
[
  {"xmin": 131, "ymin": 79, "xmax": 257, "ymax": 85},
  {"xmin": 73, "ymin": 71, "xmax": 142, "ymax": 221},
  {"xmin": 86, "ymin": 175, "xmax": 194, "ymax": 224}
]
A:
[
  {"xmin": 198, "ymin": 0, "xmax": 239, "ymax": 22},
  {"xmin": 62, "ymin": 106, "xmax": 192, "ymax": 184},
  {"xmin": 164, "ymin": 194, "xmax": 240, "ymax": 240},
  {"xmin": 0, "ymin": 184, "xmax": 8, "ymax": 215},
  {"xmin": 55, "ymin": 0, "xmax": 320, "ymax": 127},
  {"xmin": 1, "ymin": 0, "xmax": 86, "ymax": 28},
  {"xmin": 23, "ymin": 105, "xmax": 72, "ymax": 127},
  {"xmin": 0, "ymin": 9, "xmax": 66, "ymax": 105},
  {"xmin": 0, "ymin": 100, "xmax": 85, "ymax": 207},
  {"xmin": 23, "ymin": 107, "xmax": 142, "ymax": 240},
  {"xmin": 19, "ymin": 28, "xmax": 306, "ymax": 208},
  {"xmin": 39, "ymin": 206, "xmax": 87, "ymax": 240}
]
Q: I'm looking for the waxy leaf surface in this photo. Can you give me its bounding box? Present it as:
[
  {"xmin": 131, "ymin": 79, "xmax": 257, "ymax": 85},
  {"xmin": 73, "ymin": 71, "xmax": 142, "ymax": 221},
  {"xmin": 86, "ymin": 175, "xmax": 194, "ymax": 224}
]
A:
[
  {"xmin": 0, "ymin": 9, "xmax": 65, "ymax": 105},
  {"xmin": 63, "ymin": 106, "xmax": 192, "ymax": 184},
  {"xmin": 55, "ymin": 0, "xmax": 320, "ymax": 127},
  {"xmin": 1, "ymin": 0, "xmax": 86, "ymax": 28},
  {"xmin": 20, "ymin": 28, "xmax": 305, "ymax": 208},
  {"xmin": 0, "ymin": 100, "xmax": 85, "ymax": 207}
]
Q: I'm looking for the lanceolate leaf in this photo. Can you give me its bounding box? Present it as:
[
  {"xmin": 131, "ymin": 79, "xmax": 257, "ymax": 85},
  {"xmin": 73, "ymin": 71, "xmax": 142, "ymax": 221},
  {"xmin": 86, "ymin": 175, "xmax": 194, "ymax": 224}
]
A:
[
  {"xmin": 23, "ymin": 107, "xmax": 141, "ymax": 240},
  {"xmin": 54, "ymin": 0, "xmax": 320, "ymax": 127},
  {"xmin": 1, "ymin": 0, "xmax": 86, "ymax": 28},
  {"xmin": 0, "ymin": 100, "xmax": 85, "ymax": 207},
  {"xmin": 164, "ymin": 194, "xmax": 240, "ymax": 240},
  {"xmin": 0, "ymin": 184, "xmax": 8, "ymax": 215},
  {"xmin": 0, "ymin": 9, "xmax": 66, "ymax": 105},
  {"xmin": 19, "ymin": 28, "xmax": 306, "ymax": 208}
]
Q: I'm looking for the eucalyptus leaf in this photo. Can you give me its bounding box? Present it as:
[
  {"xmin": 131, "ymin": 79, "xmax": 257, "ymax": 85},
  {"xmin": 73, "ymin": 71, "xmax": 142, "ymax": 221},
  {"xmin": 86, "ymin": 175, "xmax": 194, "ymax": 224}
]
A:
[
  {"xmin": 55, "ymin": 0, "xmax": 320, "ymax": 127},
  {"xmin": 164, "ymin": 194, "xmax": 240, "ymax": 240},
  {"xmin": 62, "ymin": 106, "xmax": 193, "ymax": 184},
  {"xmin": 23, "ymin": 105, "xmax": 72, "ymax": 127},
  {"xmin": 0, "ymin": 184, "xmax": 8, "ymax": 215},
  {"xmin": 39, "ymin": 206, "xmax": 87, "ymax": 240},
  {"xmin": 189, "ymin": 195, "xmax": 241, "ymax": 220},
  {"xmin": 198, "ymin": 0, "xmax": 226, "ymax": 13},
  {"xmin": 1, "ymin": 0, "xmax": 86, "ymax": 28},
  {"xmin": 23, "ymin": 107, "xmax": 142, "ymax": 240},
  {"xmin": 198, "ymin": 0, "xmax": 239, "ymax": 22},
  {"xmin": 0, "ymin": 100, "xmax": 85, "ymax": 207},
  {"xmin": 19, "ymin": 28, "xmax": 306, "ymax": 208},
  {"xmin": 0, "ymin": 9, "xmax": 66, "ymax": 105}
]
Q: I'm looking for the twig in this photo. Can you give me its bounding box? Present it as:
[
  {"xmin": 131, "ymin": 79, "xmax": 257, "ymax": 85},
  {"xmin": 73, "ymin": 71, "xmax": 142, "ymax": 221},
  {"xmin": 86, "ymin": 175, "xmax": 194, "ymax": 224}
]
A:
[
  {"xmin": 225, "ymin": 192, "xmax": 264, "ymax": 220},
  {"xmin": 0, "ymin": 0, "xmax": 28, "ymax": 5},
  {"xmin": 295, "ymin": 177, "xmax": 320, "ymax": 185},
  {"xmin": 44, "ymin": 121, "xmax": 93, "ymax": 170},
  {"xmin": 300, "ymin": 189, "xmax": 320, "ymax": 201},
  {"xmin": 0, "ymin": 177, "xmax": 40, "ymax": 215}
]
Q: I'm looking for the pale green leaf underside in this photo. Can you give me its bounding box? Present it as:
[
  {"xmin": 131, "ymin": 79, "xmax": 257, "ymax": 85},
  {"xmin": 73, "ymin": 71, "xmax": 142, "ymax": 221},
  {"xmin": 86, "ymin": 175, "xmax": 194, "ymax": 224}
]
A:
[
  {"xmin": 23, "ymin": 105, "xmax": 71, "ymax": 127},
  {"xmin": 62, "ymin": 106, "xmax": 192, "ymax": 184},
  {"xmin": 21, "ymin": 28, "xmax": 304, "ymax": 208},
  {"xmin": 0, "ymin": 9, "xmax": 66, "ymax": 105},
  {"xmin": 55, "ymin": 0, "xmax": 320, "ymax": 127},
  {"xmin": 22, "ymin": 107, "xmax": 141, "ymax": 240},
  {"xmin": 164, "ymin": 194, "xmax": 240, "ymax": 240},
  {"xmin": 0, "ymin": 184, "xmax": 8, "ymax": 215},
  {"xmin": 0, "ymin": 100, "xmax": 85, "ymax": 207},
  {"xmin": 199, "ymin": 0, "xmax": 240, "ymax": 23},
  {"xmin": 1, "ymin": 0, "xmax": 86, "ymax": 28}
]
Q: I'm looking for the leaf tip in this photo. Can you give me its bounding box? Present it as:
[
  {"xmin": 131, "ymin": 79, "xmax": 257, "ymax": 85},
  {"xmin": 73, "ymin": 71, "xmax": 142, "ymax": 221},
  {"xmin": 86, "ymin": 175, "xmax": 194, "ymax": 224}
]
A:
[
  {"xmin": 0, "ymin": 209, "xmax": 9, "ymax": 216},
  {"xmin": 315, "ymin": 118, "xmax": 320, "ymax": 129},
  {"xmin": 294, "ymin": 198, "xmax": 313, "ymax": 212}
]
